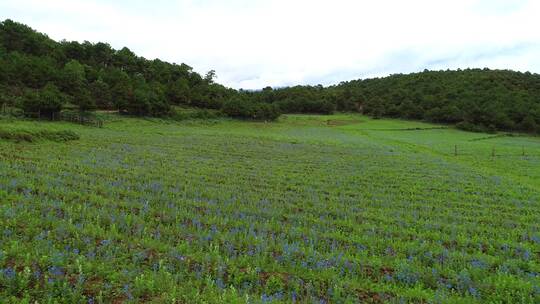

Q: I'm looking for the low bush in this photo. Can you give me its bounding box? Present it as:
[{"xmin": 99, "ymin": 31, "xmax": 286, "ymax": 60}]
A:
[
  {"xmin": 170, "ymin": 108, "xmax": 224, "ymax": 121},
  {"xmin": 222, "ymin": 98, "xmax": 281, "ymax": 121},
  {"xmin": 0, "ymin": 128, "xmax": 79, "ymax": 142},
  {"xmin": 456, "ymin": 121, "xmax": 497, "ymax": 134}
]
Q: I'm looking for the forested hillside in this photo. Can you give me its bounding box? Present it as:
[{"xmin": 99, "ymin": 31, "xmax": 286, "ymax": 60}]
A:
[
  {"xmin": 1, "ymin": 19, "xmax": 540, "ymax": 132},
  {"xmin": 240, "ymin": 70, "xmax": 540, "ymax": 133},
  {"xmin": 0, "ymin": 19, "xmax": 236, "ymax": 117},
  {"xmin": 335, "ymin": 69, "xmax": 540, "ymax": 133}
]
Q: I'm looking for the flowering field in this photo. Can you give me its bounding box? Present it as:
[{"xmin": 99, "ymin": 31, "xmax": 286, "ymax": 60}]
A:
[{"xmin": 0, "ymin": 114, "xmax": 539, "ymax": 303}]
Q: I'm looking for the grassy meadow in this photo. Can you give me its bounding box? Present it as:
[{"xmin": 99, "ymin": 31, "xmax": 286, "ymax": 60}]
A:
[{"xmin": 0, "ymin": 114, "xmax": 539, "ymax": 303}]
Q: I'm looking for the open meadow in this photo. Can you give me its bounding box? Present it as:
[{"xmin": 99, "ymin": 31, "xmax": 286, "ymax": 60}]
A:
[{"xmin": 0, "ymin": 114, "xmax": 539, "ymax": 303}]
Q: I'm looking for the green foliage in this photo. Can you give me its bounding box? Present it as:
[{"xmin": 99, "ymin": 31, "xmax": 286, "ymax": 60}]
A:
[
  {"xmin": 0, "ymin": 19, "xmax": 233, "ymax": 117},
  {"xmin": 0, "ymin": 127, "xmax": 79, "ymax": 142},
  {"xmin": 204, "ymin": 69, "xmax": 217, "ymax": 84},
  {"xmin": 89, "ymin": 78, "xmax": 112, "ymax": 109},
  {"xmin": 239, "ymin": 85, "xmax": 337, "ymax": 115},
  {"xmin": 337, "ymin": 69, "xmax": 540, "ymax": 134},
  {"xmin": 253, "ymin": 102, "xmax": 281, "ymax": 121},
  {"xmin": 456, "ymin": 121, "xmax": 497, "ymax": 134},
  {"xmin": 520, "ymin": 115, "xmax": 538, "ymax": 133},
  {"xmin": 222, "ymin": 97, "xmax": 281, "ymax": 121},
  {"xmin": 106, "ymin": 68, "xmax": 133, "ymax": 111},
  {"xmin": 2, "ymin": 19, "xmax": 539, "ymax": 130},
  {"xmin": 127, "ymin": 80, "xmax": 170, "ymax": 116},
  {"xmin": 170, "ymin": 107, "xmax": 224, "ymax": 121},
  {"xmin": 61, "ymin": 59, "xmax": 86, "ymax": 92},
  {"xmin": 221, "ymin": 98, "xmax": 253, "ymax": 118},
  {"xmin": 167, "ymin": 78, "xmax": 190, "ymax": 105},
  {"xmin": 0, "ymin": 19, "xmax": 55, "ymax": 56},
  {"xmin": 21, "ymin": 83, "xmax": 65, "ymax": 118},
  {"xmin": 229, "ymin": 70, "xmax": 540, "ymax": 133}
]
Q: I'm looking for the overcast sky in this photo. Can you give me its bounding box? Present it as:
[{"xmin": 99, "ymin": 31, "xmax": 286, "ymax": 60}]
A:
[{"xmin": 1, "ymin": 0, "xmax": 539, "ymax": 89}]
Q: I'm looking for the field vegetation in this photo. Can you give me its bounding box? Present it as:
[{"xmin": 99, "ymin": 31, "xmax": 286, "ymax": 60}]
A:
[{"xmin": 0, "ymin": 114, "xmax": 539, "ymax": 303}]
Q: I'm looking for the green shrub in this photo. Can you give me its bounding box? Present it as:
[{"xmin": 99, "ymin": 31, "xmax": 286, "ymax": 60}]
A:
[
  {"xmin": 38, "ymin": 130, "xmax": 80, "ymax": 141},
  {"xmin": 21, "ymin": 83, "xmax": 65, "ymax": 119},
  {"xmin": 456, "ymin": 121, "xmax": 497, "ymax": 134},
  {"xmin": 222, "ymin": 98, "xmax": 281, "ymax": 121},
  {"xmin": 0, "ymin": 129, "xmax": 34, "ymax": 142},
  {"xmin": 0, "ymin": 128, "xmax": 79, "ymax": 142},
  {"xmin": 253, "ymin": 102, "xmax": 281, "ymax": 121},
  {"xmin": 170, "ymin": 108, "xmax": 224, "ymax": 121}
]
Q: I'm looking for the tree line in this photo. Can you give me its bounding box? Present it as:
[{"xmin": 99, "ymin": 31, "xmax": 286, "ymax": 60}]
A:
[
  {"xmin": 0, "ymin": 20, "xmax": 242, "ymax": 118},
  {"xmin": 240, "ymin": 70, "xmax": 540, "ymax": 133},
  {"xmin": 1, "ymin": 19, "xmax": 539, "ymax": 132},
  {"xmin": 333, "ymin": 69, "xmax": 540, "ymax": 133}
]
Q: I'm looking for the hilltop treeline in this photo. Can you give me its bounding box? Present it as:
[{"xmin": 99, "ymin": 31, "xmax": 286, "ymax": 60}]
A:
[
  {"xmin": 240, "ymin": 70, "xmax": 540, "ymax": 133},
  {"xmin": 0, "ymin": 20, "xmax": 239, "ymax": 117},
  {"xmin": 1, "ymin": 20, "xmax": 540, "ymax": 132},
  {"xmin": 335, "ymin": 69, "xmax": 540, "ymax": 133}
]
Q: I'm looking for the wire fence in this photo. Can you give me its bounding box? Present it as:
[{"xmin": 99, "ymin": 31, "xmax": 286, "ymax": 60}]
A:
[
  {"xmin": 22, "ymin": 111, "xmax": 104, "ymax": 128},
  {"xmin": 451, "ymin": 144, "xmax": 539, "ymax": 158}
]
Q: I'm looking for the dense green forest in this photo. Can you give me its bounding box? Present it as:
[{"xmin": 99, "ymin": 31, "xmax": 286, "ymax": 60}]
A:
[
  {"xmin": 242, "ymin": 70, "xmax": 540, "ymax": 133},
  {"xmin": 1, "ymin": 19, "xmax": 539, "ymax": 132},
  {"xmin": 335, "ymin": 70, "xmax": 540, "ymax": 133},
  {"xmin": 0, "ymin": 19, "xmax": 237, "ymax": 117}
]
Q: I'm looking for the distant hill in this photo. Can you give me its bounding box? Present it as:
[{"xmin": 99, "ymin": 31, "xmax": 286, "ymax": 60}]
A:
[
  {"xmin": 1, "ymin": 19, "xmax": 539, "ymax": 132},
  {"xmin": 335, "ymin": 69, "xmax": 540, "ymax": 133}
]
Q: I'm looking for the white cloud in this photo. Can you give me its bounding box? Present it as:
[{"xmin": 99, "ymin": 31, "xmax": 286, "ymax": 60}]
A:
[{"xmin": 1, "ymin": 0, "xmax": 539, "ymax": 89}]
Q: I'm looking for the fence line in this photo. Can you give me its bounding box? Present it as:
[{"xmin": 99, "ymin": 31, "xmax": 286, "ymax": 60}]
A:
[
  {"xmin": 452, "ymin": 144, "xmax": 538, "ymax": 158},
  {"xmin": 23, "ymin": 111, "xmax": 104, "ymax": 128}
]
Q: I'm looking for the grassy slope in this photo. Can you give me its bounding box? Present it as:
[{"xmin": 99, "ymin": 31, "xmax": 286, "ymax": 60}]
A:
[{"xmin": 0, "ymin": 114, "xmax": 539, "ymax": 303}]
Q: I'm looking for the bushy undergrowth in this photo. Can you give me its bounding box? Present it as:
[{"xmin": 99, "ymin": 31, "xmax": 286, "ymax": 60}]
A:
[
  {"xmin": 456, "ymin": 121, "xmax": 498, "ymax": 134},
  {"xmin": 170, "ymin": 107, "xmax": 225, "ymax": 121},
  {"xmin": 0, "ymin": 128, "xmax": 79, "ymax": 142},
  {"xmin": 222, "ymin": 98, "xmax": 281, "ymax": 121}
]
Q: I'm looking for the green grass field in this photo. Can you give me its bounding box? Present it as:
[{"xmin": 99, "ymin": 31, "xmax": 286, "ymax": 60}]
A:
[{"xmin": 0, "ymin": 114, "xmax": 539, "ymax": 303}]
